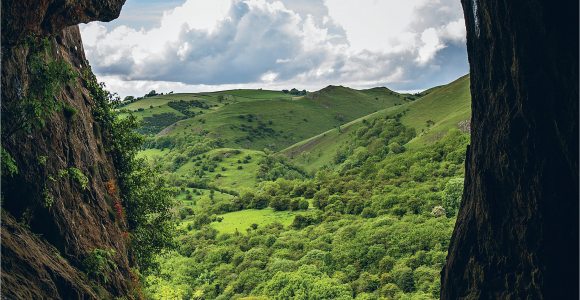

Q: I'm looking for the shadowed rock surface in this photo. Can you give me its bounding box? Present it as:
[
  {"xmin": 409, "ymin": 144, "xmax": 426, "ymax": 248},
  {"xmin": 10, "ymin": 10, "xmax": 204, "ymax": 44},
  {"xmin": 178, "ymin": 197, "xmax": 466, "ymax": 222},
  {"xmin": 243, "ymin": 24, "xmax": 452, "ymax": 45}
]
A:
[
  {"xmin": 441, "ymin": 0, "xmax": 578, "ymax": 299},
  {"xmin": 1, "ymin": 0, "xmax": 130, "ymax": 298},
  {"xmin": 2, "ymin": 0, "xmax": 125, "ymax": 47}
]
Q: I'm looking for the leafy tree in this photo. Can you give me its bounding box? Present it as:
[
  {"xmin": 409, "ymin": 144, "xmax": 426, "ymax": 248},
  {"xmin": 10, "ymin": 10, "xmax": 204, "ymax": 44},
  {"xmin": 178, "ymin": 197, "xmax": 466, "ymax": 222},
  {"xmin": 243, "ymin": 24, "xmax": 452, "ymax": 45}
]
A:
[
  {"xmin": 393, "ymin": 265, "xmax": 414, "ymax": 293},
  {"xmin": 193, "ymin": 213, "xmax": 211, "ymax": 230},
  {"xmin": 443, "ymin": 178, "xmax": 464, "ymax": 216},
  {"xmin": 270, "ymin": 195, "xmax": 290, "ymax": 211},
  {"xmin": 145, "ymin": 90, "xmax": 157, "ymax": 97},
  {"xmin": 250, "ymin": 194, "xmax": 271, "ymax": 209},
  {"xmin": 298, "ymin": 198, "xmax": 310, "ymax": 210},
  {"xmin": 262, "ymin": 265, "xmax": 353, "ymax": 299}
]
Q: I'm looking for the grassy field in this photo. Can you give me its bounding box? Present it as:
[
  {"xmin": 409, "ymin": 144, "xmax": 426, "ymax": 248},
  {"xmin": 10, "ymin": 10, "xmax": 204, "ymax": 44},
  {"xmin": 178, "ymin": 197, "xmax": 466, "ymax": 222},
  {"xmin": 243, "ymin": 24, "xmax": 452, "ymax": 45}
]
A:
[
  {"xmin": 173, "ymin": 188, "xmax": 235, "ymax": 209},
  {"xmin": 177, "ymin": 208, "xmax": 315, "ymax": 234},
  {"xmin": 173, "ymin": 148, "xmax": 266, "ymax": 191},
  {"xmin": 138, "ymin": 146, "xmax": 266, "ymax": 191}
]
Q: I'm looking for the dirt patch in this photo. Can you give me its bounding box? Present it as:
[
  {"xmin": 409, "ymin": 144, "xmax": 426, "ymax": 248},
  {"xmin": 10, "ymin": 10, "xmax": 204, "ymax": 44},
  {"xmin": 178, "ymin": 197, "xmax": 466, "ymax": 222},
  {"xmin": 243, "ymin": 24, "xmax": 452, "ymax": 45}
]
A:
[
  {"xmin": 156, "ymin": 122, "xmax": 183, "ymax": 137},
  {"xmin": 283, "ymin": 135, "xmax": 325, "ymax": 157}
]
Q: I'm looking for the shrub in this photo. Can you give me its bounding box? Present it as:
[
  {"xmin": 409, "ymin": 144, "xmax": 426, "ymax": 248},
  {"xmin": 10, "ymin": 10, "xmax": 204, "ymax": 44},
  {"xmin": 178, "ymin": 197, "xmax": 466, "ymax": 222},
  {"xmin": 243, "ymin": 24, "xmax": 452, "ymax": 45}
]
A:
[
  {"xmin": 250, "ymin": 194, "xmax": 271, "ymax": 209},
  {"xmin": 84, "ymin": 248, "xmax": 117, "ymax": 284},
  {"xmin": 193, "ymin": 213, "xmax": 211, "ymax": 230},
  {"xmin": 270, "ymin": 196, "xmax": 290, "ymax": 211},
  {"xmin": 443, "ymin": 178, "xmax": 464, "ymax": 216},
  {"xmin": 298, "ymin": 198, "xmax": 310, "ymax": 210},
  {"xmin": 289, "ymin": 198, "xmax": 300, "ymax": 211},
  {"xmin": 361, "ymin": 207, "xmax": 377, "ymax": 218},
  {"xmin": 63, "ymin": 104, "xmax": 78, "ymax": 120}
]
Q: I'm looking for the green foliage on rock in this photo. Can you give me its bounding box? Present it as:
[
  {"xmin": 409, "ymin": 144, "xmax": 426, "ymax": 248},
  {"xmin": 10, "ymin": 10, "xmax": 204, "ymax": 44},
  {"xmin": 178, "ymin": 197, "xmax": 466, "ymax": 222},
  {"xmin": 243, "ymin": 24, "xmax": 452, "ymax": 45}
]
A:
[{"xmin": 84, "ymin": 64, "xmax": 177, "ymax": 275}]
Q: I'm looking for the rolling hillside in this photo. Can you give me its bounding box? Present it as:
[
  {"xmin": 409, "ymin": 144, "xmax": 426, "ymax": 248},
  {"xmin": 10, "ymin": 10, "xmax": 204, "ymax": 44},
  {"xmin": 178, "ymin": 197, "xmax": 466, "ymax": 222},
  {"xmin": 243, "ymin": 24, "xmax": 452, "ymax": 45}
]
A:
[
  {"xmin": 280, "ymin": 74, "xmax": 471, "ymax": 171},
  {"xmin": 160, "ymin": 85, "xmax": 411, "ymax": 151}
]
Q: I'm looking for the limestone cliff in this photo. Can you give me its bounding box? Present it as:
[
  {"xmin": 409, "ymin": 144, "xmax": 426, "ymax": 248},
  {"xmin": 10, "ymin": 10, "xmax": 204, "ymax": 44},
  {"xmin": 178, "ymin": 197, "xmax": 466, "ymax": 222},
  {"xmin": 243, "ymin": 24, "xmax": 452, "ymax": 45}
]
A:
[
  {"xmin": 1, "ymin": 0, "xmax": 131, "ymax": 298},
  {"xmin": 441, "ymin": 0, "xmax": 578, "ymax": 298}
]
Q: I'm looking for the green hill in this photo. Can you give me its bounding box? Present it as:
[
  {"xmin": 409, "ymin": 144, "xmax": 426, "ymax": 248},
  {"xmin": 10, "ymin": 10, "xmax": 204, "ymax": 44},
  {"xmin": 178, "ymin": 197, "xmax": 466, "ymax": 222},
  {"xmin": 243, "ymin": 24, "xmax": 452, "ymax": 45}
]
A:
[
  {"xmin": 280, "ymin": 74, "xmax": 471, "ymax": 171},
  {"xmin": 136, "ymin": 74, "xmax": 472, "ymax": 300},
  {"xmin": 160, "ymin": 85, "xmax": 408, "ymax": 152}
]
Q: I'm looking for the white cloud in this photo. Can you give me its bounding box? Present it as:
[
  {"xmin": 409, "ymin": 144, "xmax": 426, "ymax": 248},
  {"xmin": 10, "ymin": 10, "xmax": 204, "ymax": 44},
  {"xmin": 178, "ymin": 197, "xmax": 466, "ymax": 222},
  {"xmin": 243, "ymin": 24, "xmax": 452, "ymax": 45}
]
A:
[
  {"xmin": 415, "ymin": 28, "xmax": 445, "ymax": 66},
  {"xmin": 260, "ymin": 71, "xmax": 279, "ymax": 82},
  {"xmin": 438, "ymin": 19, "xmax": 466, "ymax": 44},
  {"xmin": 80, "ymin": 0, "xmax": 468, "ymax": 99},
  {"xmin": 323, "ymin": 0, "xmax": 430, "ymax": 53}
]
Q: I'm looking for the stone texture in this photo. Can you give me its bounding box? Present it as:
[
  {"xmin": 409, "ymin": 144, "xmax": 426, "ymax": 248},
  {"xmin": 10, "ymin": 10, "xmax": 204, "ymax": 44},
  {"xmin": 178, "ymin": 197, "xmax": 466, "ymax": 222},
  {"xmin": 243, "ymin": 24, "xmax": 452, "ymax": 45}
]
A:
[
  {"xmin": 2, "ymin": 0, "xmax": 125, "ymax": 47},
  {"xmin": 441, "ymin": 0, "xmax": 578, "ymax": 299},
  {"xmin": 1, "ymin": 0, "xmax": 131, "ymax": 298}
]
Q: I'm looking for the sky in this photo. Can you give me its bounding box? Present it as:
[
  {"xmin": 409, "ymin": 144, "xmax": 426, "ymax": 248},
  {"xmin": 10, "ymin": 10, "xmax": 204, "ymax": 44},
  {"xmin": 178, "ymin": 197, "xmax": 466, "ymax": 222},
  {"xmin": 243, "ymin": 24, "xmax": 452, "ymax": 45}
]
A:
[{"xmin": 79, "ymin": 0, "xmax": 468, "ymax": 99}]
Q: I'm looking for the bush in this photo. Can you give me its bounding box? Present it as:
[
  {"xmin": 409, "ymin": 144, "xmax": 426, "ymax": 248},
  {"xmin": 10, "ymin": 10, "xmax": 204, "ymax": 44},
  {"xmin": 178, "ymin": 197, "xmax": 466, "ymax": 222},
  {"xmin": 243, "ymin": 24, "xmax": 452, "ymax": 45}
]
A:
[
  {"xmin": 63, "ymin": 104, "xmax": 78, "ymax": 120},
  {"xmin": 265, "ymin": 235, "xmax": 277, "ymax": 247},
  {"xmin": 443, "ymin": 178, "xmax": 464, "ymax": 216},
  {"xmin": 270, "ymin": 196, "xmax": 290, "ymax": 211},
  {"xmin": 250, "ymin": 194, "xmax": 271, "ymax": 209},
  {"xmin": 289, "ymin": 198, "xmax": 300, "ymax": 211},
  {"xmin": 360, "ymin": 207, "xmax": 377, "ymax": 218},
  {"xmin": 193, "ymin": 213, "xmax": 211, "ymax": 230},
  {"xmin": 298, "ymin": 198, "xmax": 310, "ymax": 210}
]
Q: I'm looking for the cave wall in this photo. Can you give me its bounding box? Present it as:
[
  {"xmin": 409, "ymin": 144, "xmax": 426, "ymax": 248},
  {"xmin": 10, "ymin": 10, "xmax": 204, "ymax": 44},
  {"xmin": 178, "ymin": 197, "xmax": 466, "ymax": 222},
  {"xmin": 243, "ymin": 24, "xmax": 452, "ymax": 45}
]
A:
[
  {"xmin": 1, "ymin": 0, "xmax": 130, "ymax": 298},
  {"xmin": 441, "ymin": 0, "xmax": 578, "ymax": 299}
]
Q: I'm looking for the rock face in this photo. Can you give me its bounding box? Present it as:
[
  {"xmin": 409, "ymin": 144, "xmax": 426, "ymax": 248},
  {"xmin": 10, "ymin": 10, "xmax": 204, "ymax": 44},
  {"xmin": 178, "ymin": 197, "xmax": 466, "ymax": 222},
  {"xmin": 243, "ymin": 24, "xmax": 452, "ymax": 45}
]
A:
[
  {"xmin": 1, "ymin": 0, "xmax": 129, "ymax": 299},
  {"xmin": 441, "ymin": 0, "xmax": 578, "ymax": 299},
  {"xmin": 2, "ymin": 0, "xmax": 125, "ymax": 46}
]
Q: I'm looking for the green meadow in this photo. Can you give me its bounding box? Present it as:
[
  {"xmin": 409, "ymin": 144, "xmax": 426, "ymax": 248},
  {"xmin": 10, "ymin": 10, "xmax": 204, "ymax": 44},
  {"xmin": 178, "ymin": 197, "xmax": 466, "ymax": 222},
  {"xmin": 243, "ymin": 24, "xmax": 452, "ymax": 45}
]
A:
[{"xmin": 179, "ymin": 208, "xmax": 315, "ymax": 235}]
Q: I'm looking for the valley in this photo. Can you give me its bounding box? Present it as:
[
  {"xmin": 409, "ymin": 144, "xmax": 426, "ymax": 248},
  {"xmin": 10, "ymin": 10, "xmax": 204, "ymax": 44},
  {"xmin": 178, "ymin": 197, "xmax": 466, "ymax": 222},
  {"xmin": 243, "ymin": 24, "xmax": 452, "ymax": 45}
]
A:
[{"xmin": 133, "ymin": 75, "xmax": 471, "ymax": 299}]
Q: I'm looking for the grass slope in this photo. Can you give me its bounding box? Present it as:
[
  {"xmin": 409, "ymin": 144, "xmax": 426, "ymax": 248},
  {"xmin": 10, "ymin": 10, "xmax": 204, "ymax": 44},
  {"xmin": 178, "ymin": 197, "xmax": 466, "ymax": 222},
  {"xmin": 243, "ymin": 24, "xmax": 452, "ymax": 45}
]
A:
[
  {"xmin": 164, "ymin": 85, "xmax": 405, "ymax": 152},
  {"xmin": 280, "ymin": 74, "xmax": 471, "ymax": 171},
  {"xmin": 175, "ymin": 148, "xmax": 265, "ymax": 190}
]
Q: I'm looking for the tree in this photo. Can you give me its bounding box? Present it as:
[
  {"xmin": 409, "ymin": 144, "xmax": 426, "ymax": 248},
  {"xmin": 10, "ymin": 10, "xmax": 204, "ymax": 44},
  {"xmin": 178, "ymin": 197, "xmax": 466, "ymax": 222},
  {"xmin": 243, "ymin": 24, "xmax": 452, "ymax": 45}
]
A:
[
  {"xmin": 250, "ymin": 194, "xmax": 271, "ymax": 209},
  {"xmin": 298, "ymin": 198, "xmax": 310, "ymax": 210},
  {"xmin": 443, "ymin": 178, "xmax": 464, "ymax": 216},
  {"xmin": 270, "ymin": 195, "xmax": 290, "ymax": 211},
  {"xmin": 145, "ymin": 90, "xmax": 157, "ymax": 97},
  {"xmin": 217, "ymin": 95, "xmax": 224, "ymax": 103}
]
